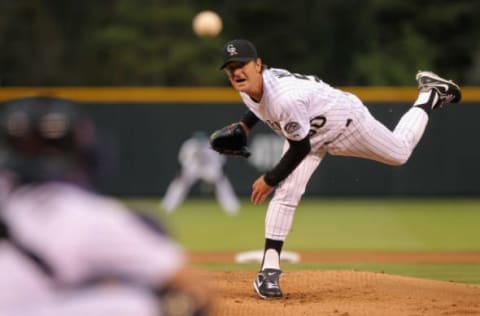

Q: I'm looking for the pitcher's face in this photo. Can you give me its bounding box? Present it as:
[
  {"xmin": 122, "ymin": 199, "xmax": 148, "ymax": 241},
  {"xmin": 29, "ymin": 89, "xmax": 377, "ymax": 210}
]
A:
[{"xmin": 224, "ymin": 59, "xmax": 263, "ymax": 97}]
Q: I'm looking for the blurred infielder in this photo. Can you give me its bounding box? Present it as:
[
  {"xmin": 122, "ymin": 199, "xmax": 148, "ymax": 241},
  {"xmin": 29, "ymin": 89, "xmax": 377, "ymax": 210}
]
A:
[
  {"xmin": 161, "ymin": 131, "xmax": 240, "ymax": 215},
  {"xmin": 0, "ymin": 98, "xmax": 210, "ymax": 315},
  {"xmin": 210, "ymin": 39, "xmax": 462, "ymax": 299}
]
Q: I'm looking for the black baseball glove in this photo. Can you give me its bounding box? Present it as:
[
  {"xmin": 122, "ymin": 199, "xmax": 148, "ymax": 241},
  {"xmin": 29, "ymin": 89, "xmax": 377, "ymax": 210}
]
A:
[{"xmin": 209, "ymin": 123, "xmax": 251, "ymax": 158}]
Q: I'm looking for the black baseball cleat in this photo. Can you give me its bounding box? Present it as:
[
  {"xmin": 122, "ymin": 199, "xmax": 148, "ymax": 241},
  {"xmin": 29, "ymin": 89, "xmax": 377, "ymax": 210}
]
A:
[
  {"xmin": 416, "ymin": 71, "xmax": 462, "ymax": 109},
  {"xmin": 253, "ymin": 268, "xmax": 283, "ymax": 299}
]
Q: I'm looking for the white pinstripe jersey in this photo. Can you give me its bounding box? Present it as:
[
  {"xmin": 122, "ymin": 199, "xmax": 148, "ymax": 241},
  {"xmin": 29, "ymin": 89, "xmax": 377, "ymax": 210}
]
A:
[{"xmin": 240, "ymin": 67, "xmax": 361, "ymax": 147}]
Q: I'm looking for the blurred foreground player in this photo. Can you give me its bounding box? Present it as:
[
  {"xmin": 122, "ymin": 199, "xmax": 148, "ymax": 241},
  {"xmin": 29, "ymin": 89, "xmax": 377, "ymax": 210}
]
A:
[{"xmin": 0, "ymin": 97, "xmax": 210, "ymax": 315}]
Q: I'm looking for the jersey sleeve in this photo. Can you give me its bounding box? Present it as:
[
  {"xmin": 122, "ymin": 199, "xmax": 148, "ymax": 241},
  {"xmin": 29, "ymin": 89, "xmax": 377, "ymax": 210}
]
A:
[{"xmin": 81, "ymin": 199, "xmax": 186, "ymax": 289}]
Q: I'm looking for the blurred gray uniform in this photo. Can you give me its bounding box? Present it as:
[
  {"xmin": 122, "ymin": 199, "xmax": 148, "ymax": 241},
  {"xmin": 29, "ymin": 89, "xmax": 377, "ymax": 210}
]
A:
[
  {"xmin": 0, "ymin": 97, "xmax": 207, "ymax": 316},
  {"xmin": 161, "ymin": 133, "xmax": 240, "ymax": 214},
  {"xmin": 0, "ymin": 181, "xmax": 185, "ymax": 316}
]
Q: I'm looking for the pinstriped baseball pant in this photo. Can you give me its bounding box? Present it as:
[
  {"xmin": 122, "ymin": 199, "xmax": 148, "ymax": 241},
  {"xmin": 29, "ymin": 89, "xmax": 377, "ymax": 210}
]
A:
[{"xmin": 265, "ymin": 105, "xmax": 428, "ymax": 241}]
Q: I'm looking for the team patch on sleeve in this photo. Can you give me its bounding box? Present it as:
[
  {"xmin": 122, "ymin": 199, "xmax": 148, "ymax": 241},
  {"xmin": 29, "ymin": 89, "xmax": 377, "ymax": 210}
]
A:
[{"xmin": 284, "ymin": 121, "xmax": 301, "ymax": 135}]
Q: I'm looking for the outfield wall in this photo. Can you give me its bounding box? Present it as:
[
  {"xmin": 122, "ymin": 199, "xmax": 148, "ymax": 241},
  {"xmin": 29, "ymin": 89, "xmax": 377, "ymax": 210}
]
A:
[{"xmin": 1, "ymin": 87, "xmax": 479, "ymax": 197}]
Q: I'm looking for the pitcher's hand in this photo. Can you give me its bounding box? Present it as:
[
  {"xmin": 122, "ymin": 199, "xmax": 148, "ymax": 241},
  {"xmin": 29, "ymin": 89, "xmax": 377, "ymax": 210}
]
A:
[{"xmin": 251, "ymin": 175, "xmax": 273, "ymax": 205}]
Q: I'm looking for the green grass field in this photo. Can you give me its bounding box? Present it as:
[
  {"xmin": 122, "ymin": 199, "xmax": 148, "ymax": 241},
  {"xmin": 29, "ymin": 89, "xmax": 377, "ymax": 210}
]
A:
[{"xmin": 125, "ymin": 198, "xmax": 480, "ymax": 284}]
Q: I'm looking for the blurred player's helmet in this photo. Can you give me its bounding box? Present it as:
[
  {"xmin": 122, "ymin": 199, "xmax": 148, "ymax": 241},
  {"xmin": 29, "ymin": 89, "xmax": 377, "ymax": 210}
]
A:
[{"xmin": 0, "ymin": 97, "xmax": 100, "ymax": 187}]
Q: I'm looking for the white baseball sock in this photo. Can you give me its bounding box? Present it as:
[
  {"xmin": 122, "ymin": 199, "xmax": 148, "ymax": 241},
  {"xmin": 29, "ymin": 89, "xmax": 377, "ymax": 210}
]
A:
[{"xmin": 262, "ymin": 248, "xmax": 280, "ymax": 270}]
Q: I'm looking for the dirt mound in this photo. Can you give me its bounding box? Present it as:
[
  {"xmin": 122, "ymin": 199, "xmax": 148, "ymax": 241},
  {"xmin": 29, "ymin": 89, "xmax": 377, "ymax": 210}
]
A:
[{"xmin": 206, "ymin": 270, "xmax": 480, "ymax": 316}]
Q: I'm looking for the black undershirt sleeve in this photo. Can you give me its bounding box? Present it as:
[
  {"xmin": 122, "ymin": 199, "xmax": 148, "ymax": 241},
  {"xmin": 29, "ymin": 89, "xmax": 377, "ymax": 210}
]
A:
[
  {"xmin": 263, "ymin": 135, "xmax": 311, "ymax": 187},
  {"xmin": 240, "ymin": 110, "xmax": 259, "ymax": 129}
]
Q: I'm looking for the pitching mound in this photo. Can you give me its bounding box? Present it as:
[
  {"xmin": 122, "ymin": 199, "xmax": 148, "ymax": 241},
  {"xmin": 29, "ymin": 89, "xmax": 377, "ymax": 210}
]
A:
[{"xmin": 206, "ymin": 270, "xmax": 480, "ymax": 316}]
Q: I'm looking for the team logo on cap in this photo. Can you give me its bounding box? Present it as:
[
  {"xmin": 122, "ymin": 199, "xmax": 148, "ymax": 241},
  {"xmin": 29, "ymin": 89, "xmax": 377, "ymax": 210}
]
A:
[{"xmin": 226, "ymin": 44, "xmax": 238, "ymax": 56}]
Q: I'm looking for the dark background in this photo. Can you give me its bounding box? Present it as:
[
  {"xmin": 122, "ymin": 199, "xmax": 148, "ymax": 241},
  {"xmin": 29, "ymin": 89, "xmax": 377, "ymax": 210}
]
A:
[
  {"xmin": 72, "ymin": 101, "xmax": 478, "ymax": 197},
  {"xmin": 1, "ymin": 1, "xmax": 479, "ymax": 197},
  {"xmin": 0, "ymin": 1, "xmax": 479, "ymax": 87}
]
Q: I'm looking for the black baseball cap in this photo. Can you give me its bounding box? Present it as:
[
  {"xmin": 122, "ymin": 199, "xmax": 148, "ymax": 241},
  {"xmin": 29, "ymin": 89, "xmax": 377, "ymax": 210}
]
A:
[{"xmin": 220, "ymin": 39, "xmax": 258, "ymax": 69}]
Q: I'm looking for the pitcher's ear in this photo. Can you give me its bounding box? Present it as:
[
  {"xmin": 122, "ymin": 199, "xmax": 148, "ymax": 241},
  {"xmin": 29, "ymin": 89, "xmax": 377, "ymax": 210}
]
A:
[{"xmin": 256, "ymin": 58, "xmax": 263, "ymax": 72}]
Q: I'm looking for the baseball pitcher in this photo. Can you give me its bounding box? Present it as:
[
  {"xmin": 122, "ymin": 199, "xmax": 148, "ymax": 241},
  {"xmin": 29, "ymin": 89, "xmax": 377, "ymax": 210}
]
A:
[{"xmin": 210, "ymin": 39, "xmax": 461, "ymax": 299}]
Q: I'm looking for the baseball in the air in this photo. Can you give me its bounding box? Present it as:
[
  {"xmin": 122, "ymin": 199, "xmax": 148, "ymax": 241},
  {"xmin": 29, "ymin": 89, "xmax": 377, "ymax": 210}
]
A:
[{"xmin": 192, "ymin": 10, "xmax": 223, "ymax": 37}]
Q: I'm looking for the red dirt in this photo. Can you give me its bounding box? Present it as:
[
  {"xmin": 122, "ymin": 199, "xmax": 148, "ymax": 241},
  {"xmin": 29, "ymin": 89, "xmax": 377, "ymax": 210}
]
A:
[
  {"xmin": 206, "ymin": 270, "xmax": 480, "ymax": 316},
  {"xmin": 190, "ymin": 252, "xmax": 480, "ymax": 316}
]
